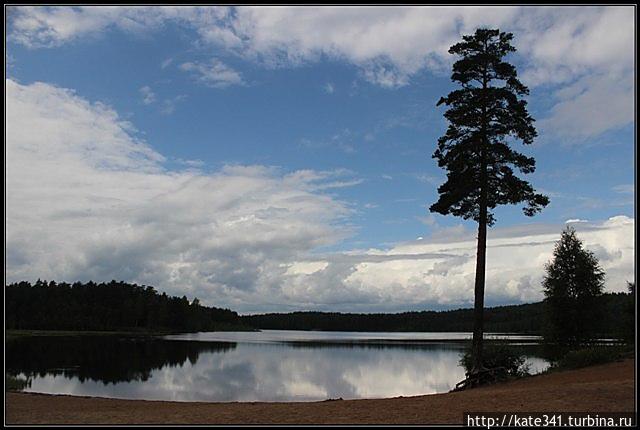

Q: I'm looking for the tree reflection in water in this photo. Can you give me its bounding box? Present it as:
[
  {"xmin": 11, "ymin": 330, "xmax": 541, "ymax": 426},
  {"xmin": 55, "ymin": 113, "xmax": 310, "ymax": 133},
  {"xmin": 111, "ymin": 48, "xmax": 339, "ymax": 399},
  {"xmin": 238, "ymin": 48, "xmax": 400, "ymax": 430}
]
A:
[
  {"xmin": 6, "ymin": 333, "xmax": 548, "ymax": 402},
  {"xmin": 6, "ymin": 336, "xmax": 236, "ymax": 384}
]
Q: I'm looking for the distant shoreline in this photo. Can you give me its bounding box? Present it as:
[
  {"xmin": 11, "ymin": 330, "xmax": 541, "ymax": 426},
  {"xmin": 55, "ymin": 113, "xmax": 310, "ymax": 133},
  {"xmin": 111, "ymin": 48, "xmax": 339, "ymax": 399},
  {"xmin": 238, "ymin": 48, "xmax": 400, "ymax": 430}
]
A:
[
  {"xmin": 5, "ymin": 327, "xmax": 258, "ymax": 340},
  {"xmin": 6, "ymin": 358, "xmax": 634, "ymax": 425}
]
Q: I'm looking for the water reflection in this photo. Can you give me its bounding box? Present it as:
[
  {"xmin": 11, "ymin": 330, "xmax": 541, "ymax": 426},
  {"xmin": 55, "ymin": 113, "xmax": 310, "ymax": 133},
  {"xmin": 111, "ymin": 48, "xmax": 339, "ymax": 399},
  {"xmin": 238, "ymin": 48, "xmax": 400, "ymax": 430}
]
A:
[
  {"xmin": 6, "ymin": 331, "xmax": 549, "ymax": 402},
  {"xmin": 6, "ymin": 336, "xmax": 235, "ymax": 384}
]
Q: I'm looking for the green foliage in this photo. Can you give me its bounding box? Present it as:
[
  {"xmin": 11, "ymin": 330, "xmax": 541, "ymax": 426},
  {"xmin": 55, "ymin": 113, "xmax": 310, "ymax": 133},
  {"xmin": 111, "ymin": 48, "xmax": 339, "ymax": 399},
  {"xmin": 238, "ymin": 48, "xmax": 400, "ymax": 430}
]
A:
[
  {"xmin": 5, "ymin": 374, "xmax": 31, "ymax": 391},
  {"xmin": 542, "ymin": 227, "xmax": 606, "ymax": 346},
  {"xmin": 430, "ymin": 27, "xmax": 548, "ymax": 374},
  {"xmin": 430, "ymin": 28, "xmax": 548, "ymax": 226},
  {"xmin": 5, "ymin": 280, "xmax": 249, "ymax": 333},
  {"xmin": 460, "ymin": 343, "xmax": 530, "ymax": 378},
  {"xmin": 551, "ymin": 346, "xmax": 632, "ymax": 371}
]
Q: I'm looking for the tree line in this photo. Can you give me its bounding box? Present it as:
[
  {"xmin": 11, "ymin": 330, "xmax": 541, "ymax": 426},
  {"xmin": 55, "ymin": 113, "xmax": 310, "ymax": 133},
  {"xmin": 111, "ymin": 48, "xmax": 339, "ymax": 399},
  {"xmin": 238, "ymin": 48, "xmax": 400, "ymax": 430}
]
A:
[
  {"xmin": 243, "ymin": 292, "xmax": 633, "ymax": 339},
  {"xmin": 5, "ymin": 280, "xmax": 249, "ymax": 332},
  {"xmin": 5, "ymin": 278, "xmax": 633, "ymax": 339}
]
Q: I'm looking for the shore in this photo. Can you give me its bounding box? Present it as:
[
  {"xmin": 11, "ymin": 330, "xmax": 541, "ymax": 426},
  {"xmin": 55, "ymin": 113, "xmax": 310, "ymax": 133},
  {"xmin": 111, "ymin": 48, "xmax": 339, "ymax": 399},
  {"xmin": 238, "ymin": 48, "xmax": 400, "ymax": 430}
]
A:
[
  {"xmin": 6, "ymin": 358, "xmax": 635, "ymax": 425},
  {"xmin": 6, "ymin": 326, "xmax": 257, "ymax": 340}
]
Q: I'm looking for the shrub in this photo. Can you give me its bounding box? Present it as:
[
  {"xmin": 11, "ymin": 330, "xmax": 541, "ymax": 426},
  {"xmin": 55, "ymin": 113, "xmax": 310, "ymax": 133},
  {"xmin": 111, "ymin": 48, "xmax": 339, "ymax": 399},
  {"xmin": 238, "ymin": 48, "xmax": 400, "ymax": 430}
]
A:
[
  {"xmin": 6, "ymin": 374, "xmax": 31, "ymax": 391},
  {"xmin": 552, "ymin": 346, "xmax": 630, "ymax": 370},
  {"xmin": 460, "ymin": 343, "xmax": 530, "ymax": 378}
]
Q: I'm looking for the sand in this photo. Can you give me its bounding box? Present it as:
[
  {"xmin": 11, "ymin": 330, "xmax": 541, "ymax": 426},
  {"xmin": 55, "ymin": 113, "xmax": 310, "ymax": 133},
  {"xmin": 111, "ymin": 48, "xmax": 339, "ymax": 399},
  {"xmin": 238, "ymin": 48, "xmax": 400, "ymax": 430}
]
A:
[{"xmin": 5, "ymin": 358, "xmax": 635, "ymax": 425}]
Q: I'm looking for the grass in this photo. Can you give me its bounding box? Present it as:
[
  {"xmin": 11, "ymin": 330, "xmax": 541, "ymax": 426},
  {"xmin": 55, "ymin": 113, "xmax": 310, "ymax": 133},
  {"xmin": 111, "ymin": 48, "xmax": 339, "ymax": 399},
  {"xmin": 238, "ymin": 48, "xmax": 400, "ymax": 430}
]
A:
[{"xmin": 545, "ymin": 344, "xmax": 634, "ymax": 372}]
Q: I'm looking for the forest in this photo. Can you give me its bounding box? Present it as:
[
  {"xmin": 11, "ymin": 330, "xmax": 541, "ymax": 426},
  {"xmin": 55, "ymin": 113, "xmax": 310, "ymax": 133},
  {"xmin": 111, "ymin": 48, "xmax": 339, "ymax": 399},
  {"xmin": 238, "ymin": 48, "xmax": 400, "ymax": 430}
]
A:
[
  {"xmin": 5, "ymin": 280, "xmax": 633, "ymax": 338},
  {"xmin": 5, "ymin": 280, "xmax": 249, "ymax": 332},
  {"xmin": 243, "ymin": 292, "xmax": 633, "ymax": 338}
]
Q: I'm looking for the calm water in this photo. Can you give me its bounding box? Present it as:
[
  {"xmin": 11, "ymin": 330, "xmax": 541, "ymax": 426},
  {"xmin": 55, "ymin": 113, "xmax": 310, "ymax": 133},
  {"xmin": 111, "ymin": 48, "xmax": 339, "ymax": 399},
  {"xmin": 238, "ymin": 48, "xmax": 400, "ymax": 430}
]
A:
[{"xmin": 6, "ymin": 330, "xmax": 549, "ymax": 402}]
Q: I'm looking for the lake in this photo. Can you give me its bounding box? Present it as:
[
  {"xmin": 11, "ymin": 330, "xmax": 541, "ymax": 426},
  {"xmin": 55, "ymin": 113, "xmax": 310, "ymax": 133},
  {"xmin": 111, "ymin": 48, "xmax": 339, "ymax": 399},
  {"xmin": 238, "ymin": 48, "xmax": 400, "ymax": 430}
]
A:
[{"xmin": 6, "ymin": 330, "xmax": 549, "ymax": 402}]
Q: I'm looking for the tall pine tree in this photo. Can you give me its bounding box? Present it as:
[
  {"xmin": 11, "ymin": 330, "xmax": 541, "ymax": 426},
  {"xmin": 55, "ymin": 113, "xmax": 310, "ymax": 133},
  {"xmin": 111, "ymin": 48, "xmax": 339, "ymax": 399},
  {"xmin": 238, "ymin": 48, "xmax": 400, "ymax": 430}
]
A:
[{"xmin": 431, "ymin": 29, "xmax": 549, "ymax": 374}]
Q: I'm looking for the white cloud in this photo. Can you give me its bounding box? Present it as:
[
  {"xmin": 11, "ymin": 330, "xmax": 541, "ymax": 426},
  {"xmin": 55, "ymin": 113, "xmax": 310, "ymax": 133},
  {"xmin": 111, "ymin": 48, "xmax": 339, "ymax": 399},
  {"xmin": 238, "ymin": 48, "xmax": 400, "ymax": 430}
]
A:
[
  {"xmin": 414, "ymin": 174, "xmax": 441, "ymax": 185},
  {"xmin": 139, "ymin": 86, "xmax": 186, "ymax": 114},
  {"xmin": 300, "ymin": 128, "xmax": 360, "ymax": 154},
  {"xmin": 612, "ymin": 184, "xmax": 634, "ymax": 194},
  {"xmin": 8, "ymin": 6, "xmax": 634, "ymax": 136},
  {"xmin": 139, "ymin": 85, "xmax": 156, "ymax": 105},
  {"xmin": 361, "ymin": 63, "xmax": 410, "ymax": 89},
  {"xmin": 283, "ymin": 216, "xmax": 634, "ymax": 312},
  {"xmin": 5, "ymin": 78, "xmax": 635, "ymax": 312},
  {"xmin": 565, "ymin": 219, "xmax": 588, "ymax": 224},
  {"xmin": 6, "ymin": 79, "xmax": 351, "ymax": 312},
  {"xmin": 160, "ymin": 57, "xmax": 173, "ymax": 69},
  {"xmin": 6, "ymin": 5, "xmax": 223, "ymax": 48},
  {"xmin": 518, "ymin": 7, "xmax": 633, "ymax": 87},
  {"xmin": 323, "ymin": 82, "xmax": 334, "ymax": 94},
  {"xmin": 538, "ymin": 72, "xmax": 634, "ymax": 139},
  {"xmin": 179, "ymin": 59, "xmax": 244, "ymax": 88},
  {"xmin": 160, "ymin": 94, "xmax": 187, "ymax": 115},
  {"xmin": 417, "ymin": 214, "xmax": 438, "ymax": 227},
  {"xmin": 9, "ymin": 6, "xmax": 632, "ymax": 87}
]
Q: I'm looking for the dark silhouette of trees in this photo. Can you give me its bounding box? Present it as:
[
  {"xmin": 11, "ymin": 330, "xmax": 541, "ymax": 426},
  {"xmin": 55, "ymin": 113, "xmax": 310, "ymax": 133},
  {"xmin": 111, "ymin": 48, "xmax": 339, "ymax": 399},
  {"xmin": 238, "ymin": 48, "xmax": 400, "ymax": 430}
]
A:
[
  {"xmin": 7, "ymin": 279, "xmax": 631, "ymax": 340},
  {"xmin": 244, "ymin": 293, "xmax": 629, "ymax": 337},
  {"xmin": 245, "ymin": 305, "xmax": 541, "ymax": 333},
  {"xmin": 430, "ymin": 28, "xmax": 549, "ymax": 373},
  {"xmin": 6, "ymin": 336, "xmax": 236, "ymax": 385},
  {"xmin": 542, "ymin": 227, "xmax": 605, "ymax": 346},
  {"xmin": 5, "ymin": 280, "xmax": 249, "ymax": 332}
]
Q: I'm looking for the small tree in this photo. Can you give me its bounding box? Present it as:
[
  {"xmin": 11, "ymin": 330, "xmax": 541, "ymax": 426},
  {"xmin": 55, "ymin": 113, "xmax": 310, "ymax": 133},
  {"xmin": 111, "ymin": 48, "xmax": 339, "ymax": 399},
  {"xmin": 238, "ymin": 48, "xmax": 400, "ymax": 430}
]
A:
[
  {"xmin": 431, "ymin": 28, "xmax": 549, "ymax": 374},
  {"xmin": 542, "ymin": 226, "xmax": 605, "ymax": 346}
]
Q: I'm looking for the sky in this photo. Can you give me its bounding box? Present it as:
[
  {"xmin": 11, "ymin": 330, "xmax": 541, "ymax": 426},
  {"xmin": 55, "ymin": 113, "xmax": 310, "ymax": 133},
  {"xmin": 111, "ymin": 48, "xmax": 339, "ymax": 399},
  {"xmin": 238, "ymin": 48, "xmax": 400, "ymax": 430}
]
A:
[{"xmin": 5, "ymin": 5, "xmax": 635, "ymax": 314}]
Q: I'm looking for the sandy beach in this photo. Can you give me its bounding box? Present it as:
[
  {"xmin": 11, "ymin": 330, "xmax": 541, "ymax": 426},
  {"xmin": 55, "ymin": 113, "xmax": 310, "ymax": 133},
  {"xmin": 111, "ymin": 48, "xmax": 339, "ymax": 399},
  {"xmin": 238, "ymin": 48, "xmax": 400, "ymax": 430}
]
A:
[{"xmin": 6, "ymin": 358, "xmax": 635, "ymax": 425}]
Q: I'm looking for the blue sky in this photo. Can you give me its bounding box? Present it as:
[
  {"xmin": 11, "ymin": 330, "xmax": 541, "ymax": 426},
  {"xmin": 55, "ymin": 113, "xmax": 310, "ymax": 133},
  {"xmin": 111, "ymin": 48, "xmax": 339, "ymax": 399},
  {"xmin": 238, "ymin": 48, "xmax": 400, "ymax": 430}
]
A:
[{"xmin": 5, "ymin": 6, "xmax": 635, "ymax": 313}]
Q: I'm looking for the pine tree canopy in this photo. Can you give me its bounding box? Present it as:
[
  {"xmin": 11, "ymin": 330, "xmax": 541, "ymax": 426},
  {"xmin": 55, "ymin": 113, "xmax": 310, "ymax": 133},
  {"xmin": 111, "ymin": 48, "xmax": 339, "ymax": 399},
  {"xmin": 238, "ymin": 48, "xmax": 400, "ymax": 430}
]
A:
[
  {"xmin": 430, "ymin": 28, "xmax": 549, "ymax": 226},
  {"xmin": 543, "ymin": 226, "xmax": 605, "ymax": 300},
  {"xmin": 542, "ymin": 226, "xmax": 606, "ymax": 344}
]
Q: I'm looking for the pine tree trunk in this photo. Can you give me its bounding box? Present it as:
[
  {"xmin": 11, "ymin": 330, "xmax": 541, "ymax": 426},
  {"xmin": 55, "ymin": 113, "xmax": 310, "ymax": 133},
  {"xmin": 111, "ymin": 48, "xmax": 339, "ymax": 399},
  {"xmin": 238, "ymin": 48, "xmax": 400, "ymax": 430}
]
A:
[
  {"xmin": 471, "ymin": 198, "xmax": 488, "ymax": 373},
  {"xmin": 472, "ymin": 41, "xmax": 489, "ymax": 374}
]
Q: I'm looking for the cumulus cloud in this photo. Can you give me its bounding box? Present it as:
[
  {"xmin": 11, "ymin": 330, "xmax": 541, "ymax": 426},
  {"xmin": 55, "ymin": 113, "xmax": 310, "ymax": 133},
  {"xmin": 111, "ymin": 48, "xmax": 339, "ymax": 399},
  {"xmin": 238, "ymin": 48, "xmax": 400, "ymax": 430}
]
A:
[
  {"xmin": 5, "ymin": 5, "xmax": 636, "ymax": 312},
  {"xmin": 5, "ymin": 78, "xmax": 635, "ymax": 312},
  {"xmin": 283, "ymin": 216, "xmax": 634, "ymax": 312},
  {"xmin": 7, "ymin": 6, "xmax": 634, "ymax": 136},
  {"xmin": 6, "ymin": 79, "xmax": 352, "ymax": 312}
]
